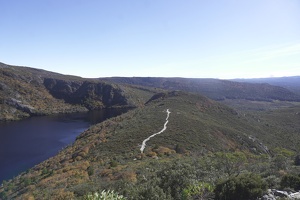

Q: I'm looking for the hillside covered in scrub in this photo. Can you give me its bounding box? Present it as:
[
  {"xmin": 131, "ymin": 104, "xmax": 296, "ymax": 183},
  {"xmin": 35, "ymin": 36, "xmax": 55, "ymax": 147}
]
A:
[
  {"xmin": 1, "ymin": 89, "xmax": 300, "ymax": 199},
  {"xmin": 1, "ymin": 63, "xmax": 300, "ymax": 199}
]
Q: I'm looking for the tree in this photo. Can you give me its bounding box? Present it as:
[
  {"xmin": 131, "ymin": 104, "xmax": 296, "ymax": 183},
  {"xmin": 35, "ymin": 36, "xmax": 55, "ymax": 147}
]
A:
[{"xmin": 214, "ymin": 151, "xmax": 247, "ymax": 176}]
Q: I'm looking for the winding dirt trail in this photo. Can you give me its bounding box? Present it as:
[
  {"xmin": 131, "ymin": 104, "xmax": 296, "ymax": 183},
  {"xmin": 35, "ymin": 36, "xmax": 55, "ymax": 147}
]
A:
[{"xmin": 140, "ymin": 109, "xmax": 171, "ymax": 153}]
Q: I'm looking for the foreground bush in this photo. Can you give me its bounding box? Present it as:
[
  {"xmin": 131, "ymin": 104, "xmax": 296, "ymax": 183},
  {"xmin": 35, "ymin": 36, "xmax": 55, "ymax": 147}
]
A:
[
  {"xmin": 214, "ymin": 173, "xmax": 267, "ymax": 200},
  {"xmin": 182, "ymin": 182, "xmax": 214, "ymax": 200},
  {"xmin": 280, "ymin": 174, "xmax": 300, "ymax": 191}
]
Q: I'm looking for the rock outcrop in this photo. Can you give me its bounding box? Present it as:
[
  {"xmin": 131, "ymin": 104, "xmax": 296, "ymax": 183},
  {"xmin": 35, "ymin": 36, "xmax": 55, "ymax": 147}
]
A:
[
  {"xmin": 44, "ymin": 78, "xmax": 128, "ymax": 109},
  {"xmin": 260, "ymin": 189, "xmax": 300, "ymax": 200}
]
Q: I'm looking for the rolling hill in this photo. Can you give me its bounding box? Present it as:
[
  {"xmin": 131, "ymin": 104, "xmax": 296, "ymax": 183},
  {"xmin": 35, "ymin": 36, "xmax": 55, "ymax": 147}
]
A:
[{"xmin": 233, "ymin": 76, "xmax": 300, "ymax": 95}]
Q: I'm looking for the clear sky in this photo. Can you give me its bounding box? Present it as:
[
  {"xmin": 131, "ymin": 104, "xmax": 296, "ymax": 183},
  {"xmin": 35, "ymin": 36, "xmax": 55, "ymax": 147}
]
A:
[{"xmin": 1, "ymin": 0, "xmax": 300, "ymax": 79}]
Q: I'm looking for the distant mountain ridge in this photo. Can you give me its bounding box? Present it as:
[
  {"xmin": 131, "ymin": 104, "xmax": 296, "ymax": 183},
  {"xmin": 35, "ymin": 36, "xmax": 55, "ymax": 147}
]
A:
[
  {"xmin": 101, "ymin": 77, "xmax": 300, "ymax": 102},
  {"xmin": 233, "ymin": 76, "xmax": 300, "ymax": 95}
]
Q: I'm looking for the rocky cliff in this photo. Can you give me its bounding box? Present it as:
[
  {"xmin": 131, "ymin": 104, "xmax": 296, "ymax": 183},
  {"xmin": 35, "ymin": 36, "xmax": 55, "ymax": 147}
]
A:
[
  {"xmin": 0, "ymin": 63, "xmax": 141, "ymax": 121},
  {"xmin": 43, "ymin": 78, "xmax": 128, "ymax": 109}
]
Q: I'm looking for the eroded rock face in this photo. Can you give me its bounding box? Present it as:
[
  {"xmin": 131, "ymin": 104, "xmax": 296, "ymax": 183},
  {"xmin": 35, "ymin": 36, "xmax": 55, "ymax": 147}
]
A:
[
  {"xmin": 5, "ymin": 98, "xmax": 35, "ymax": 114},
  {"xmin": 0, "ymin": 64, "xmax": 132, "ymax": 121},
  {"xmin": 44, "ymin": 78, "xmax": 128, "ymax": 109},
  {"xmin": 43, "ymin": 78, "xmax": 82, "ymax": 102}
]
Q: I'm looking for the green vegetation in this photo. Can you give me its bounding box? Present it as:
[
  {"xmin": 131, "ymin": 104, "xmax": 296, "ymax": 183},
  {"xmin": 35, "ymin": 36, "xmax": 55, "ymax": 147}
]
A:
[
  {"xmin": 1, "ymin": 63, "xmax": 300, "ymax": 199},
  {"xmin": 1, "ymin": 89, "xmax": 300, "ymax": 199},
  {"xmin": 214, "ymin": 173, "xmax": 267, "ymax": 200},
  {"xmin": 182, "ymin": 182, "xmax": 214, "ymax": 200},
  {"xmin": 280, "ymin": 174, "xmax": 300, "ymax": 191}
]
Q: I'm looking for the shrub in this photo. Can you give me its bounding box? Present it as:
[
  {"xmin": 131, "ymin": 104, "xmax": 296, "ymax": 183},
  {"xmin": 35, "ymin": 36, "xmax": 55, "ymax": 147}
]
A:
[
  {"xmin": 295, "ymin": 155, "xmax": 300, "ymax": 166},
  {"xmin": 22, "ymin": 177, "xmax": 33, "ymax": 187},
  {"xmin": 214, "ymin": 173, "xmax": 267, "ymax": 200},
  {"xmin": 52, "ymin": 189, "xmax": 75, "ymax": 200},
  {"xmin": 87, "ymin": 166, "xmax": 94, "ymax": 176},
  {"xmin": 214, "ymin": 151, "xmax": 248, "ymax": 176},
  {"xmin": 110, "ymin": 160, "xmax": 118, "ymax": 168},
  {"xmin": 280, "ymin": 174, "xmax": 300, "ymax": 191},
  {"xmin": 157, "ymin": 161, "xmax": 196, "ymax": 199},
  {"xmin": 120, "ymin": 171, "xmax": 137, "ymax": 183},
  {"xmin": 0, "ymin": 191, "xmax": 7, "ymax": 200},
  {"xmin": 175, "ymin": 144, "xmax": 186, "ymax": 154},
  {"xmin": 126, "ymin": 184, "xmax": 172, "ymax": 200},
  {"xmin": 264, "ymin": 175, "xmax": 280, "ymax": 189},
  {"xmin": 182, "ymin": 182, "xmax": 214, "ymax": 200}
]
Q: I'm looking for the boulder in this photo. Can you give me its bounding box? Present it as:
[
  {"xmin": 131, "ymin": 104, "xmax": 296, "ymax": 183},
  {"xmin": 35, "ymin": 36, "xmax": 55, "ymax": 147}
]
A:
[
  {"xmin": 274, "ymin": 190, "xmax": 289, "ymax": 197},
  {"xmin": 260, "ymin": 189, "xmax": 300, "ymax": 200},
  {"xmin": 289, "ymin": 192, "xmax": 300, "ymax": 199}
]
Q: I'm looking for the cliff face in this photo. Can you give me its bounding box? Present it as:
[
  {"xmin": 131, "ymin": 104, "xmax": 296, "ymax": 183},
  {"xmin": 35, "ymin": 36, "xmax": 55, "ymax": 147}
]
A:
[
  {"xmin": 0, "ymin": 63, "xmax": 132, "ymax": 121},
  {"xmin": 44, "ymin": 78, "xmax": 128, "ymax": 109}
]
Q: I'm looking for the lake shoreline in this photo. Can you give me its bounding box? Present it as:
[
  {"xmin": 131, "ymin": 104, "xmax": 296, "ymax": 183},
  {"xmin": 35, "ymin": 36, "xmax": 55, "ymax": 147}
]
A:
[{"xmin": 0, "ymin": 108, "xmax": 129, "ymax": 183}]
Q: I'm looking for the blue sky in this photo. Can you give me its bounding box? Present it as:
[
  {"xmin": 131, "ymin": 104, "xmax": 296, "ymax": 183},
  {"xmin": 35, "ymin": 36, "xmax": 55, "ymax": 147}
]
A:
[{"xmin": 1, "ymin": 0, "xmax": 300, "ymax": 78}]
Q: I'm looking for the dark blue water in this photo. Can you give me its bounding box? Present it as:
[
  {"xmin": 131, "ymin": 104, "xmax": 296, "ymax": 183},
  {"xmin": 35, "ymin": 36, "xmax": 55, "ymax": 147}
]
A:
[{"xmin": 0, "ymin": 109, "xmax": 127, "ymax": 183}]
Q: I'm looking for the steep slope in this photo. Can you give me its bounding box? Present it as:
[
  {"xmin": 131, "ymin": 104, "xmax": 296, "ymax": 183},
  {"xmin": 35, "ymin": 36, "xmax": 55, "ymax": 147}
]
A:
[
  {"xmin": 0, "ymin": 91, "xmax": 285, "ymax": 199},
  {"xmin": 0, "ymin": 63, "xmax": 156, "ymax": 121},
  {"xmin": 102, "ymin": 77, "xmax": 300, "ymax": 101}
]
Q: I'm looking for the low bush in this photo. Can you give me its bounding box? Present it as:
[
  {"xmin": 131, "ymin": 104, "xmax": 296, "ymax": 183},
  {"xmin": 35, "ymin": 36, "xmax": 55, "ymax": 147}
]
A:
[
  {"xmin": 182, "ymin": 182, "xmax": 214, "ymax": 200},
  {"xmin": 295, "ymin": 155, "xmax": 300, "ymax": 166},
  {"xmin": 214, "ymin": 173, "xmax": 267, "ymax": 200},
  {"xmin": 280, "ymin": 174, "xmax": 300, "ymax": 191}
]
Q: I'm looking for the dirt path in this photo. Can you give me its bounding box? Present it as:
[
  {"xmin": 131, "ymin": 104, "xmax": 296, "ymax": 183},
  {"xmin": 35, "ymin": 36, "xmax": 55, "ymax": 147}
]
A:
[{"xmin": 140, "ymin": 109, "xmax": 171, "ymax": 153}]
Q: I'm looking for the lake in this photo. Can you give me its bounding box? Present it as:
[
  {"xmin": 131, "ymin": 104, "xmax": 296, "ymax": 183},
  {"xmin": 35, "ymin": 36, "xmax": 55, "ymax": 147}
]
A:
[{"xmin": 0, "ymin": 109, "xmax": 127, "ymax": 183}]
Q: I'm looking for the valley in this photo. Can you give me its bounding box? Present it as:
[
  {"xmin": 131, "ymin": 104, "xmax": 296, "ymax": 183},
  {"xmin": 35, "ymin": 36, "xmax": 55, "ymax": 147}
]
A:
[{"xmin": 0, "ymin": 63, "xmax": 300, "ymax": 200}]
